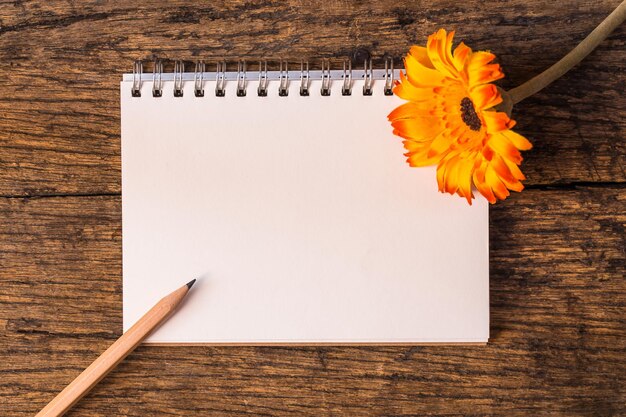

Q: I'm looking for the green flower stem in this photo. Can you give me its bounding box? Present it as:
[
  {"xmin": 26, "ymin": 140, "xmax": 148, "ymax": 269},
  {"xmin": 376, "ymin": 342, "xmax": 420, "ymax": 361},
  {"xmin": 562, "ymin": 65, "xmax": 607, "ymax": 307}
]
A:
[{"xmin": 507, "ymin": 0, "xmax": 626, "ymax": 105}]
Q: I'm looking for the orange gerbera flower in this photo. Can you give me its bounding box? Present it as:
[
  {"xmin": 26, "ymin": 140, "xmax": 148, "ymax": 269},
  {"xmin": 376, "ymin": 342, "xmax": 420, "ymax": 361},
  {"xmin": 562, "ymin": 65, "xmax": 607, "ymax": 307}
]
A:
[{"xmin": 388, "ymin": 29, "xmax": 533, "ymax": 204}]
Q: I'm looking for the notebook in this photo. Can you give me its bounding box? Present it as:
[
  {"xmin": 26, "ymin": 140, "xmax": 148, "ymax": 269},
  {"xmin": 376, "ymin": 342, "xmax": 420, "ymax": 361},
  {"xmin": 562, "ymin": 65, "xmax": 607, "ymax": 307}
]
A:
[{"xmin": 121, "ymin": 60, "xmax": 489, "ymax": 344}]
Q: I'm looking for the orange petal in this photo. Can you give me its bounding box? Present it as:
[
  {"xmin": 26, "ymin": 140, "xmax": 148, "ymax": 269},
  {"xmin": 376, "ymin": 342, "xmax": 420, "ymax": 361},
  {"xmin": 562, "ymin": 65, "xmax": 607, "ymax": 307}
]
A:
[
  {"xmin": 485, "ymin": 165, "xmax": 510, "ymax": 200},
  {"xmin": 491, "ymin": 155, "xmax": 521, "ymax": 188},
  {"xmin": 393, "ymin": 72, "xmax": 438, "ymax": 102},
  {"xmin": 444, "ymin": 30, "xmax": 458, "ymax": 70},
  {"xmin": 473, "ymin": 163, "xmax": 496, "ymax": 203},
  {"xmin": 452, "ymin": 42, "xmax": 472, "ymax": 73},
  {"xmin": 407, "ymin": 148, "xmax": 441, "ymax": 167},
  {"xmin": 408, "ymin": 45, "xmax": 435, "ymax": 69},
  {"xmin": 470, "ymin": 84, "xmax": 502, "ymax": 110},
  {"xmin": 503, "ymin": 157, "xmax": 526, "ymax": 181},
  {"xmin": 388, "ymin": 102, "xmax": 434, "ymax": 120},
  {"xmin": 445, "ymin": 160, "xmax": 462, "ymax": 195},
  {"xmin": 483, "ymin": 111, "xmax": 516, "ymax": 133},
  {"xmin": 427, "ymin": 130, "xmax": 454, "ymax": 158},
  {"xmin": 467, "ymin": 51, "xmax": 496, "ymax": 69},
  {"xmin": 426, "ymin": 29, "xmax": 458, "ymax": 79},
  {"xmin": 405, "ymin": 49, "xmax": 447, "ymax": 87},
  {"xmin": 491, "ymin": 154, "xmax": 523, "ymax": 191},
  {"xmin": 468, "ymin": 55, "xmax": 504, "ymax": 86},
  {"xmin": 501, "ymin": 130, "xmax": 533, "ymax": 150},
  {"xmin": 436, "ymin": 160, "xmax": 446, "ymax": 192},
  {"xmin": 404, "ymin": 139, "xmax": 423, "ymax": 151},
  {"xmin": 457, "ymin": 158, "xmax": 475, "ymax": 204},
  {"xmin": 487, "ymin": 133, "xmax": 522, "ymax": 164},
  {"xmin": 504, "ymin": 178, "xmax": 524, "ymax": 192},
  {"xmin": 438, "ymin": 154, "xmax": 461, "ymax": 195},
  {"xmin": 391, "ymin": 116, "xmax": 443, "ymax": 141}
]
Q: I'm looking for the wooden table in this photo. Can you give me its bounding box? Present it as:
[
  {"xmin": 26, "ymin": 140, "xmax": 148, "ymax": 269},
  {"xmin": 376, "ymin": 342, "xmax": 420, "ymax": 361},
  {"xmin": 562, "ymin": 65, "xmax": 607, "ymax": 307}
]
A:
[{"xmin": 1, "ymin": 1, "xmax": 624, "ymax": 415}]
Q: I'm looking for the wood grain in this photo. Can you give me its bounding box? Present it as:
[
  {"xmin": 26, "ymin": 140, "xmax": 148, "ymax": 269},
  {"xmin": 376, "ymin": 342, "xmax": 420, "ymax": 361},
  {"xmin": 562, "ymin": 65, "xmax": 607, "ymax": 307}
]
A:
[
  {"xmin": 1, "ymin": 188, "xmax": 624, "ymax": 416},
  {"xmin": 0, "ymin": 0, "xmax": 624, "ymax": 197},
  {"xmin": 0, "ymin": 1, "xmax": 625, "ymax": 415},
  {"xmin": 35, "ymin": 281, "xmax": 191, "ymax": 417}
]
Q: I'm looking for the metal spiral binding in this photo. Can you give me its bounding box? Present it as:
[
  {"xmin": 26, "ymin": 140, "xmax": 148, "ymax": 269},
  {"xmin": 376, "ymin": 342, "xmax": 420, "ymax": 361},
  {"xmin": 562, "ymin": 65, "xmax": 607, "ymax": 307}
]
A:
[
  {"xmin": 129, "ymin": 58, "xmax": 399, "ymax": 98},
  {"xmin": 215, "ymin": 61, "xmax": 226, "ymax": 97},
  {"xmin": 320, "ymin": 59, "xmax": 331, "ymax": 96},
  {"xmin": 278, "ymin": 61, "xmax": 289, "ymax": 97},
  {"xmin": 257, "ymin": 61, "xmax": 268, "ymax": 96},
  {"xmin": 174, "ymin": 60, "xmax": 184, "ymax": 97},
  {"xmin": 363, "ymin": 59, "xmax": 373, "ymax": 96},
  {"xmin": 131, "ymin": 60, "xmax": 143, "ymax": 97},
  {"xmin": 342, "ymin": 59, "xmax": 352, "ymax": 96},
  {"xmin": 152, "ymin": 59, "xmax": 163, "ymax": 97},
  {"xmin": 300, "ymin": 60, "xmax": 310, "ymax": 96},
  {"xmin": 194, "ymin": 61, "xmax": 205, "ymax": 97},
  {"xmin": 384, "ymin": 57, "xmax": 394, "ymax": 96},
  {"xmin": 236, "ymin": 61, "xmax": 247, "ymax": 97}
]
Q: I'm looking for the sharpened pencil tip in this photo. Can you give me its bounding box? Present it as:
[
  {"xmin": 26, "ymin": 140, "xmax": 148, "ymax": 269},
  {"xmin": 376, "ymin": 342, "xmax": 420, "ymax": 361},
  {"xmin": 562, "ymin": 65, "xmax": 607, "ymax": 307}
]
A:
[{"xmin": 186, "ymin": 278, "xmax": 197, "ymax": 290}]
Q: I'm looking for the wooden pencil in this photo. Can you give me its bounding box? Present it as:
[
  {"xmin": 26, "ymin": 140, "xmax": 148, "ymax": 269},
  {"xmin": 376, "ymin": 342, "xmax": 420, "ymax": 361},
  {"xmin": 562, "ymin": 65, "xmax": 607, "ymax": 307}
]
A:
[{"xmin": 35, "ymin": 279, "xmax": 197, "ymax": 417}]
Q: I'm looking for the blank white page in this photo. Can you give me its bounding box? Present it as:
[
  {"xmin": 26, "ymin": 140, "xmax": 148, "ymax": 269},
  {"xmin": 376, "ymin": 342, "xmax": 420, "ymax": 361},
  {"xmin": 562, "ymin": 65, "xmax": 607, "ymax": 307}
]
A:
[{"xmin": 121, "ymin": 75, "xmax": 489, "ymax": 344}]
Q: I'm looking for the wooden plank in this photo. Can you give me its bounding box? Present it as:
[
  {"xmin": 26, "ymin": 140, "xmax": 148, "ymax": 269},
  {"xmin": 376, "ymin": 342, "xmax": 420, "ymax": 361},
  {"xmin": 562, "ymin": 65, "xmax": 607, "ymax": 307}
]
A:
[
  {"xmin": 1, "ymin": 188, "xmax": 624, "ymax": 416},
  {"xmin": 0, "ymin": 0, "xmax": 624, "ymax": 196}
]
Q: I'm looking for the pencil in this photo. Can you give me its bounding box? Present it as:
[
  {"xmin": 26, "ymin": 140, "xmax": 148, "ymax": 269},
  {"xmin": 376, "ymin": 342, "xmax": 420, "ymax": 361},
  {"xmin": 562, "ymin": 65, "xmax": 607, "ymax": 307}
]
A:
[{"xmin": 35, "ymin": 279, "xmax": 197, "ymax": 417}]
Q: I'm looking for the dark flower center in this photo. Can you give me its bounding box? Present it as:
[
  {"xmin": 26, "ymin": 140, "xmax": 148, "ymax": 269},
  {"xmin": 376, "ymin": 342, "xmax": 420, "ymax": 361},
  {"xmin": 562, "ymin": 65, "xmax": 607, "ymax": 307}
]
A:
[{"xmin": 460, "ymin": 97, "xmax": 482, "ymax": 131}]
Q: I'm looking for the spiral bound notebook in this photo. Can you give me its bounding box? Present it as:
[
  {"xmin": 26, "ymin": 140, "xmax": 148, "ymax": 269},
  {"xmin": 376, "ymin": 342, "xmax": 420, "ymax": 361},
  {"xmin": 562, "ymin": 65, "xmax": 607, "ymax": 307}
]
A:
[{"xmin": 121, "ymin": 60, "xmax": 489, "ymax": 344}]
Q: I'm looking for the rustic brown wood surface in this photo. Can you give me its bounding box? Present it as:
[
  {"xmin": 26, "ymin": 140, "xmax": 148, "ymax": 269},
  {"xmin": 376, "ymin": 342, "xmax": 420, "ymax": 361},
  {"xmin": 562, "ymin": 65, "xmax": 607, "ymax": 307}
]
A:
[{"xmin": 0, "ymin": 1, "xmax": 624, "ymax": 416}]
